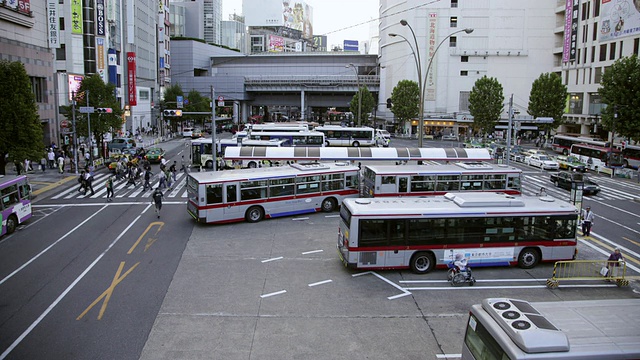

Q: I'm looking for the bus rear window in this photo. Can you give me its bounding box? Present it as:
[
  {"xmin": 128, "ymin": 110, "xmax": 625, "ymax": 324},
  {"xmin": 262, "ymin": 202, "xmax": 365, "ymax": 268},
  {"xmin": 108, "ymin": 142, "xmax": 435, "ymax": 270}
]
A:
[{"xmin": 339, "ymin": 205, "xmax": 352, "ymax": 227}]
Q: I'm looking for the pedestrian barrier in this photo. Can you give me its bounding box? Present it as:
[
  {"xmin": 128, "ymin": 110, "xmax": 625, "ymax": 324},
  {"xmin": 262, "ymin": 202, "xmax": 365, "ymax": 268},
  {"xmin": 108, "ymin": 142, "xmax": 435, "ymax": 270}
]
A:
[{"xmin": 546, "ymin": 259, "xmax": 629, "ymax": 288}]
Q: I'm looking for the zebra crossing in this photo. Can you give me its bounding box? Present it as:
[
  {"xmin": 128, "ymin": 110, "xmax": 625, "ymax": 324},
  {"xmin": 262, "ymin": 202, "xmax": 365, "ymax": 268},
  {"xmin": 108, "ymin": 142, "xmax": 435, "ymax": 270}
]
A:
[
  {"xmin": 51, "ymin": 171, "xmax": 190, "ymax": 201},
  {"xmin": 521, "ymin": 172, "xmax": 640, "ymax": 201},
  {"xmin": 48, "ymin": 169, "xmax": 639, "ymax": 202}
]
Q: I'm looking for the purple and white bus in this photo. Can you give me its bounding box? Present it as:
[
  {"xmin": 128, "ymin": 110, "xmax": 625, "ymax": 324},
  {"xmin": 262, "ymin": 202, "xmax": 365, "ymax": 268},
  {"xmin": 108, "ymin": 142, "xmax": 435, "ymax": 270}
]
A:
[{"xmin": 0, "ymin": 175, "xmax": 33, "ymax": 236}]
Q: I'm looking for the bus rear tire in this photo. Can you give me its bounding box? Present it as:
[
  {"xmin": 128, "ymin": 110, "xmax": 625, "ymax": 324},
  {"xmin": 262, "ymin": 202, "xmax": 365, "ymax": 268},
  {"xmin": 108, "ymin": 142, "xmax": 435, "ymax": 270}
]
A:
[
  {"xmin": 410, "ymin": 252, "xmax": 435, "ymax": 274},
  {"xmin": 518, "ymin": 248, "xmax": 540, "ymax": 269},
  {"xmin": 247, "ymin": 161, "xmax": 257, "ymax": 169},
  {"xmin": 321, "ymin": 197, "xmax": 337, "ymax": 212},
  {"xmin": 352, "ymin": 141, "xmax": 360, "ymax": 147},
  {"xmin": 205, "ymin": 160, "xmax": 213, "ymax": 169},
  {"xmin": 245, "ymin": 206, "xmax": 264, "ymax": 223},
  {"xmin": 6, "ymin": 214, "xmax": 18, "ymax": 234}
]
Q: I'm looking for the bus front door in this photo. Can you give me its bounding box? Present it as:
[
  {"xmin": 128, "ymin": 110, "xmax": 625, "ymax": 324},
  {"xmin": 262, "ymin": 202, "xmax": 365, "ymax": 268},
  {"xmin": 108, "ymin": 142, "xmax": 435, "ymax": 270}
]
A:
[{"xmin": 222, "ymin": 184, "xmax": 243, "ymax": 220}]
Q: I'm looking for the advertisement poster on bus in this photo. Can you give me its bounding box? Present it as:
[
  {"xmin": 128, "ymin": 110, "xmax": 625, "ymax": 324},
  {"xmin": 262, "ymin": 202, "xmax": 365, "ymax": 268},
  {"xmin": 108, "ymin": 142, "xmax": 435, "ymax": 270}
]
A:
[
  {"xmin": 444, "ymin": 248, "xmax": 514, "ymax": 265},
  {"xmin": 600, "ymin": 0, "xmax": 640, "ymax": 41}
]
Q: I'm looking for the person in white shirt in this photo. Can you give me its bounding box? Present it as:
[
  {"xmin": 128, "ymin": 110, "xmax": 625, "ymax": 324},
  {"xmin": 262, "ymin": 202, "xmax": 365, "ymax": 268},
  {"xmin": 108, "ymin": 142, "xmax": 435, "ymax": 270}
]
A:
[{"xmin": 581, "ymin": 206, "xmax": 595, "ymax": 236}]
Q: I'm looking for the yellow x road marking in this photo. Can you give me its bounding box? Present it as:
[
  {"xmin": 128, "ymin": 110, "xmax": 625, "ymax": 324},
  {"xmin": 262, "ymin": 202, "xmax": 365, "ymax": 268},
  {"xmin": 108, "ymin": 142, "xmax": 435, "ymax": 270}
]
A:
[{"xmin": 76, "ymin": 261, "xmax": 139, "ymax": 321}]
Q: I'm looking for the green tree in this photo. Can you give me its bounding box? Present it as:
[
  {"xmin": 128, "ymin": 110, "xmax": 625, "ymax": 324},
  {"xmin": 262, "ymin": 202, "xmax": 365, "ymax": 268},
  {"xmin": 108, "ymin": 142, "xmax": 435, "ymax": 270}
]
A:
[
  {"xmin": 469, "ymin": 76, "xmax": 504, "ymax": 139},
  {"xmin": 0, "ymin": 60, "xmax": 44, "ymax": 175},
  {"xmin": 161, "ymin": 84, "xmax": 184, "ymax": 132},
  {"xmin": 528, "ymin": 72, "xmax": 568, "ymax": 135},
  {"xmin": 349, "ymin": 85, "xmax": 376, "ymax": 126},
  {"xmin": 390, "ymin": 80, "xmax": 420, "ymax": 133},
  {"xmin": 62, "ymin": 75, "xmax": 123, "ymax": 152},
  {"xmin": 184, "ymin": 90, "xmax": 212, "ymax": 129},
  {"xmin": 598, "ymin": 54, "xmax": 640, "ymax": 141}
]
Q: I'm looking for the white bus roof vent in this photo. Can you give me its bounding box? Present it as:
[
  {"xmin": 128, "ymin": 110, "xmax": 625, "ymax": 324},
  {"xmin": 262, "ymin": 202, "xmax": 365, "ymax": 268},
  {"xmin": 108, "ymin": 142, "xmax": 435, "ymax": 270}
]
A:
[
  {"xmin": 290, "ymin": 162, "xmax": 329, "ymax": 171},
  {"xmin": 482, "ymin": 298, "xmax": 569, "ymax": 353},
  {"xmin": 455, "ymin": 161, "xmax": 493, "ymax": 170},
  {"xmin": 444, "ymin": 192, "xmax": 525, "ymax": 207}
]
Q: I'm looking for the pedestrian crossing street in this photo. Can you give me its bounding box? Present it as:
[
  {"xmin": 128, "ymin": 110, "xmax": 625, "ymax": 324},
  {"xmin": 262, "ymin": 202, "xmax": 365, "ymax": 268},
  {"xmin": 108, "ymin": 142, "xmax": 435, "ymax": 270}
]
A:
[
  {"xmin": 51, "ymin": 172, "xmax": 190, "ymax": 201},
  {"xmin": 49, "ymin": 169, "xmax": 640, "ymax": 202}
]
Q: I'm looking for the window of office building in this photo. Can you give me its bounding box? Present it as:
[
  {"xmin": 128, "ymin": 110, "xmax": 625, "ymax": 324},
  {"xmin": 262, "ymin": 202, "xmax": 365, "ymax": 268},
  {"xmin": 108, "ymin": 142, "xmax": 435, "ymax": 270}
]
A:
[
  {"xmin": 459, "ymin": 91, "xmax": 470, "ymax": 112},
  {"xmin": 56, "ymin": 44, "xmax": 66, "ymax": 60},
  {"xmin": 594, "ymin": 0, "xmax": 600, "ymax": 17},
  {"xmin": 594, "ymin": 67, "xmax": 602, "ymax": 83},
  {"xmin": 59, "ymin": 17, "xmax": 65, "ymax": 31},
  {"xmin": 450, "ymin": 17, "xmax": 458, "ymax": 27},
  {"xmin": 591, "ymin": 45, "xmax": 596, "ymax": 62},
  {"xmin": 450, "ymin": 36, "xmax": 457, "ymax": 47},
  {"xmin": 460, "ymin": 70, "xmax": 468, "ymax": 76},
  {"xmin": 593, "ymin": 22, "xmax": 597, "ymax": 41},
  {"xmin": 610, "ymin": 42, "xmax": 616, "ymax": 60},
  {"xmin": 619, "ymin": 41, "xmax": 623, "ymax": 58},
  {"xmin": 599, "ymin": 44, "xmax": 607, "ymax": 61},
  {"xmin": 577, "ymin": 49, "xmax": 581, "ymax": 64},
  {"xmin": 30, "ymin": 77, "xmax": 46, "ymax": 103},
  {"xmin": 461, "ymin": 56, "xmax": 469, "ymax": 62},
  {"xmin": 634, "ymin": 38, "xmax": 639, "ymax": 55},
  {"xmin": 569, "ymin": 93, "xmax": 583, "ymax": 114},
  {"xmin": 451, "ymin": 0, "xmax": 458, "ymax": 8}
]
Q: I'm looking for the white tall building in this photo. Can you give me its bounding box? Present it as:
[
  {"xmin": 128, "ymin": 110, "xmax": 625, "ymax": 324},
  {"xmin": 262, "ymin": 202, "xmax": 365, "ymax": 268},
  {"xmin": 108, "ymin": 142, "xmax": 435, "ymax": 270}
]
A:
[{"xmin": 379, "ymin": 0, "xmax": 557, "ymax": 135}]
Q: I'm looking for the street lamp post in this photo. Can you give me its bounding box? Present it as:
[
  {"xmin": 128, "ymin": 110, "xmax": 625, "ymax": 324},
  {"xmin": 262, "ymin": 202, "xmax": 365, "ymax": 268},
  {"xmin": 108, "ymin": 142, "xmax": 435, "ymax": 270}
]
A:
[
  {"xmin": 391, "ymin": 20, "xmax": 473, "ymax": 147},
  {"xmin": 346, "ymin": 63, "xmax": 362, "ymax": 126}
]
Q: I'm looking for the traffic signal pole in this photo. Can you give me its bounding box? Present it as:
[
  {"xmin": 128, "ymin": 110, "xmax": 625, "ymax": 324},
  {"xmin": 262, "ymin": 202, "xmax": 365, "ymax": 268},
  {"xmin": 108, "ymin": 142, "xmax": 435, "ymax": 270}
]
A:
[
  {"xmin": 211, "ymin": 85, "xmax": 217, "ymax": 172},
  {"xmin": 72, "ymin": 91, "xmax": 79, "ymax": 174}
]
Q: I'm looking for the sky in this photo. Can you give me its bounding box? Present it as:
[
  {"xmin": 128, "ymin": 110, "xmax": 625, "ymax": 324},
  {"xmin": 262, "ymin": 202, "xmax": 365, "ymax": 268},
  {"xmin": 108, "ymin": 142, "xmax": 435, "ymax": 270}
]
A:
[{"xmin": 222, "ymin": 0, "xmax": 379, "ymax": 48}]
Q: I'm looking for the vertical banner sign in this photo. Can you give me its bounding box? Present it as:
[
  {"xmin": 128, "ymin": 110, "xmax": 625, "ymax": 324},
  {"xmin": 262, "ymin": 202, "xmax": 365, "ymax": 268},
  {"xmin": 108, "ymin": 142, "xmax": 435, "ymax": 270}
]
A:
[
  {"xmin": 127, "ymin": 52, "xmax": 137, "ymax": 106},
  {"xmin": 425, "ymin": 13, "xmax": 438, "ymax": 101},
  {"xmin": 127, "ymin": 0, "xmax": 135, "ymax": 44},
  {"xmin": 562, "ymin": 0, "xmax": 573, "ymax": 62},
  {"xmin": 71, "ymin": 0, "xmax": 83, "ymax": 34},
  {"xmin": 108, "ymin": 49, "xmax": 118, "ymax": 86},
  {"xmin": 96, "ymin": 0, "xmax": 105, "ymax": 36},
  {"xmin": 569, "ymin": 0, "xmax": 579, "ymax": 61},
  {"xmin": 106, "ymin": 0, "xmax": 116, "ymax": 22},
  {"xmin": 96, "ymin": 38, "xmax": 105, "ymax": 81},
  {"xmin": 47, "ymin": 1, "xmax": 60, "ymax": 48}
]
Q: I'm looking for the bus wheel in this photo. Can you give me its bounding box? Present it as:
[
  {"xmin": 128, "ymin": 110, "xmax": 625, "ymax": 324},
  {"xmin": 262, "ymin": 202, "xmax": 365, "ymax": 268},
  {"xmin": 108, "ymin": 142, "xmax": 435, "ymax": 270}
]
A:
[
  {"xmin": 245, "ymin": 206, "xmax": 264, "ymax": 223},
  {"xmin": 321, "ymin": 197, "xmax": 337, "ymax": 212},
  {"xmin": 562, "ymin": 149, "xmax": 569, "ymax": 155},
  {"xmin": 6, "ymin": 214, "xmax": 18, "ymax": 234},
  {"xmin": 518, "ymin": 248, "xmax": 540, "ymax": 269},
  {"xmin": 205, "ymin": 160, "xmax": 213, "ymax": 169},
  {"xmin": 247, "ymin": 161, "xmax": 257, "ymax": 169},
  {"xmin": 410, "ymin": 252, "xmax": 435, "ymax": 274},
  {"xmin": 623, "ymin": 160, "xmax": 629, "ymax": 168},
  {"xmin": 352, "ymin": 141, "xmax": 360, "ymax": 147},
  {"xmin": 325, "ymin": 141, "xmax": 330, "ymax": 147}
]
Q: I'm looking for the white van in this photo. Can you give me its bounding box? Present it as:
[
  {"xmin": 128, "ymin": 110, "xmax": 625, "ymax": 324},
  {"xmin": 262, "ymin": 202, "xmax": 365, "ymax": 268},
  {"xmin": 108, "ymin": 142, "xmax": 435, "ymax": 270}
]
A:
[
  {"xmin": 182, "ymin": 127, "xmax": 194, "ymax": 138},
  {"xmin": 375, "ymin": 129, "xmax": 391, "ymax": 147}
]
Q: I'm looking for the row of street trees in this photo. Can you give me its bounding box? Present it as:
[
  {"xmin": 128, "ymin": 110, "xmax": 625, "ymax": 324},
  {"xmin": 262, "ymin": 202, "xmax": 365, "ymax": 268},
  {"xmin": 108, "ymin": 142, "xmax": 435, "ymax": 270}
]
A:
[{"xmin": 386, "ymin": 54, "xmax": 640, "ymax": 143}]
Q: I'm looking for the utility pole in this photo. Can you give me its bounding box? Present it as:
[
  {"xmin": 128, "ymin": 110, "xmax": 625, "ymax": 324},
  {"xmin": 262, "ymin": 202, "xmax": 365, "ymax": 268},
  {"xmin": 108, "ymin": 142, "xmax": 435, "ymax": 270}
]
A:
[
  {"xmin": 506, "ymin": 94, "xmax": 514, "ymax": 166},
  {"xmin": 87, "ymin": 90, "xmax": 92, "ymax": 163},
  {"xmin": 211, "ymin": 85, "xmax": 217, "ymax": 172},
  {"xmin": 72, "ymin": 91, "xmax": 79, "ymax": 174}
]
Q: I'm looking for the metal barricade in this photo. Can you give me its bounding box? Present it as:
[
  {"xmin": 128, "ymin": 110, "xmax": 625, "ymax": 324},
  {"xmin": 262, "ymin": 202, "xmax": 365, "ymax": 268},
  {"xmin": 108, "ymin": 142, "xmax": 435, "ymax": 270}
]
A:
[{"xmin": 546, "ymin": 260, "xmax": 629, "ymax": 288}]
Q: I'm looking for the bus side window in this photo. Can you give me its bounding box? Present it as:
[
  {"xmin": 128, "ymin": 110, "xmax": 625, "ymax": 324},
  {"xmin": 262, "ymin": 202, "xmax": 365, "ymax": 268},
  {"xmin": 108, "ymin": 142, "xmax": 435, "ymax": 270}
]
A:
[
  {"xmin": 20, "ymin": 184, "xmax": 31, "ymax": 199},
  {"xmin": 226, "ymin": 184, "xmax": 237, "ymax": 203},
  {"xmin": 206, "ymin": 184, "xmax": 223, "ymax": 204}
]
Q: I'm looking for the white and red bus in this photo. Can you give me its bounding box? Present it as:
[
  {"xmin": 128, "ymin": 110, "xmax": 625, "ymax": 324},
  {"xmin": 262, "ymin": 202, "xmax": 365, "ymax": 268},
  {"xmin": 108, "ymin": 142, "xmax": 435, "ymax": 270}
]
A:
[
  {"xmin": 187, "ymin": 162, "xmax": 360, "ymax": 224},
  {"xmin": 551, "ymin": 135, "xmax": 608, "ymax": 155},
  {"xmin": 569, "ymin": 143, "xmax": 624, "ymax": 171},
  {"xmin": 337, "ymin": 192, "xmax": 578, "ymax": 274},
  {"xmin": 620, "ymin": 143, "xmax": 640, "ymax": 169},
  {"xmin": 362, "ymin": 162, "xmax": 522, "ymax": 197}
]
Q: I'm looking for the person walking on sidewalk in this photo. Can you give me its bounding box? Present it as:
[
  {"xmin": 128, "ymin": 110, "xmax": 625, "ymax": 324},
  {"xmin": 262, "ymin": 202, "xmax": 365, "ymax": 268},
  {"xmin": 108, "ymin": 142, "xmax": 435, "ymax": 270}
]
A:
[
  {"xmin": 57, "ymin": 153, "xmax": 65, "ymax": 174},
  {"xmin": 581, "ymin": 206, "xmax": 595, "ymax": 237},
  {"xmin": 105, "ymin": 175, "xmax": 114, "ymax": 202},
  {"xmin": 151, "ymin": 187, "xmax": 164, "ymax": 218},
  {"xmin": 47, "ymin": 148, "xmax": 55, "ymax": 169}
]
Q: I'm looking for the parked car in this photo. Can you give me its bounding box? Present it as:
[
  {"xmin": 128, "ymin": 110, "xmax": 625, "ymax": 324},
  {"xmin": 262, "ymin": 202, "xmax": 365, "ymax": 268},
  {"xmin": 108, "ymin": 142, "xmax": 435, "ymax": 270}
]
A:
[
  {"xmin": 441, "ymin": 133, "xmax": 459, "ymax": 141},
  {"xmin": 526, "ymin": 154, "xmax": 559, "ymax": 170},
  {"xmin": 146, "ymin": 147, "xmax": 166, "ymax": 163},
  {"xmin": 550, "ymin": 171, "xmax": 600, "ymax": 195},
  {"xmin": 107, "ymin": 138, "xmax": 136, "ymax": 152},
  {"xmin": 556, "ymin": 155, "xmax": 587, "ymax": 172}
]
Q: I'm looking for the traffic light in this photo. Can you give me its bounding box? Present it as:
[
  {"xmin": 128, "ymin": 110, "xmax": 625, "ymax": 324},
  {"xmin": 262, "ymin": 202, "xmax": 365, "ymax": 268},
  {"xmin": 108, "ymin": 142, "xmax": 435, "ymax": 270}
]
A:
[
  {"xmin": 163, "ymin": 109, "xmax": 182, "ymax": 117},
  {"xmin": 386, "ymin": 98, "xmax": 392, "ymax": 108},
  {"xmin": 95, "ymin": 107, "xmax": 113, "ymax": 113}
]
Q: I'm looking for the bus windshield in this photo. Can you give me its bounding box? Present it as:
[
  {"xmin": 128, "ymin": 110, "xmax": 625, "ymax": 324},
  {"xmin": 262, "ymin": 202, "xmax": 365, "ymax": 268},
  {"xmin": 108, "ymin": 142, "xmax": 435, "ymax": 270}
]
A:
[{"xmin": 0, "ymin": 175, "xmax": 33, "ymax": 236}]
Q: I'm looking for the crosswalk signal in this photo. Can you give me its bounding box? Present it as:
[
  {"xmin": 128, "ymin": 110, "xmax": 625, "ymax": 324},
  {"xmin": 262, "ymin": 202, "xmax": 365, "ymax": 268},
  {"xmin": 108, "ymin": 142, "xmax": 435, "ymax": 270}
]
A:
[
  {"xmin": 95, "ymin": 107, "xmax": 113, "ymax": 113},
  {"xmin": 386, "ymin": 98, "xmax": 392, "ymax": 108},
  {"xmin": 163, "ymin": 109, "xmax": 182, "ymax": 117}
]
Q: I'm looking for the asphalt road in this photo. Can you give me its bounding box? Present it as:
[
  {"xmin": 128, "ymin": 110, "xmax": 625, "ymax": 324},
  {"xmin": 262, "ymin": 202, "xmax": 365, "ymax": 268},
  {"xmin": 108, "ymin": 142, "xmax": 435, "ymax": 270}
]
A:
[{"xmin": 1, "ymin": 136, "xmax": 639, "ymax": 360}]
